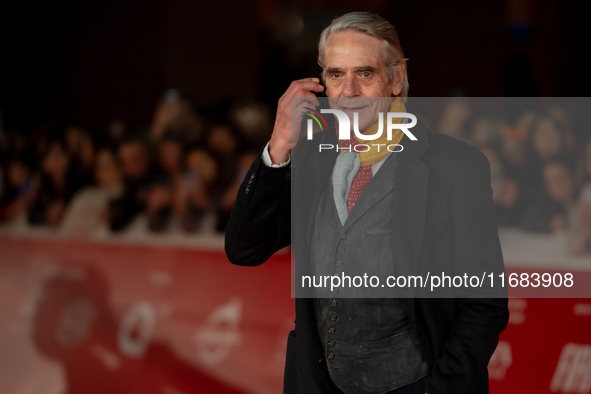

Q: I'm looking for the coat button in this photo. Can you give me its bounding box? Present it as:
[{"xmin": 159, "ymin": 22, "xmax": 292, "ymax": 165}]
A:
[
  {"xmin": 328, "ymin": 327, "xmax": 336, "ymax": 334},
  {"xmin": 329, "ymin": 314, "xmax": 337, "ymax": 321},
  {"xmin": 328, "ymin": 340, "xmax": 336, "ymax": 347},
  {"xmin": 327, "ymin": 352, "xmax": 335, "ymax": 360},
  {"xmin": 337, "ymin": 247, "xmax": 345, "ymax": 254},
  {"xmin": 330, "ymin": 299, "xmax": 338, "ymax": 307},
  {"xmin": 340, "ymin": 234, "xmax": 348, "ymax": 240},
  {"xmin": 331, "ymin": 288, "xmax": 339, "ymax": 295},
  {"xmin": 335, "ymin": 260, "xmax": 343, "ymax": 267}
]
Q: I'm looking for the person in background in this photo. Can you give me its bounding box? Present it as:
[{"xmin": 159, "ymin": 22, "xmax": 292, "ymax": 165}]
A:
[
  {"xmin": 64, "ymin": 125, "xmax": 84, "ymax": 157},
  {"xmin": 149, "ymin": 89, "xmax": 202, "ymax": 145},
  {"xmin": 582, "ymin": 140, "xmax": 591, "ymax": 188},
  {"xmin": 206, "ymin": 123, "xmax": 241, "ymax": 191},
  {"xmin": 499, "ymin": 118, "xmax": 529, "ymax": 179},
  {"xmin": 480, "ymin": 146, "xmax": 528, "ymax": 227},
  {"xmin": 530, "ymin": 116, "xmax": 567, "ymax": 162},
  {"xmin": 71, "ymin": 131, "xmax": 96, "ymax": 191},
  {"xmin": 108, "ymin": 138, "xmax": 151, "ymax": 232},
  {"xmin": 106, "ymin": 120, "xmax": 127, "ymax": 150},
  {"xmin": 60, "ymin": 149, "xmax": 124, "ymax": 236},
  {"xmin": 520, "ymin": 158, "xmax": 578, "ymax": 233},
  {"xmin": 0, "ymin": 158, "xmax": 34, "ymax": 223},
  {"xmin": 523, "ymin": 115, "xmax": 571, "ymax": 200},
  {"xmin": 230, "ymin": 101, "xmax": 273, "ymax": 152},
  {"xmin": 157, "ymin": 136, "xmax": 185, "ymax": 183},
  {"xmin": 28, "ymin": 141, "xmax": 77, "ymax": 227},
  {"xmin": 437, "ymin": 98, "xmax": 471, "ymax": 143},
  {"xmin": 63, "ymin": 125, "xmax": 95, "ymax": 190},
  {"xmin": 567, "ymin": 140, "xmax": 591, "ymax": 254},
  {"xmin": 578, "ymin": 189, "xmax": 591, "ymax": 253},
  {"xmin": 175, "ymin": 147, "xmax": 218, "ymax": 232},
  {"xmin": 145, "ymin": 178, "xmax": 173, "ymax": 233},
  {"xmin": 469, "ymin": 117, "xmax": 504, "ymax": 148},
  {"xmin": 144, "ymin": 137, "xmax": 185, "ymax": 232},
  {"xmin": 568, "ymin": 186, "xmax": 591, "ymax": 255}
]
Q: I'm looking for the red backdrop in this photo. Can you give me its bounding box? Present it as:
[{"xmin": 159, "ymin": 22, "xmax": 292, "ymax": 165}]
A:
[{"xmin": 0, "ymin": 236, "xmax": 589, "ymax": 394}]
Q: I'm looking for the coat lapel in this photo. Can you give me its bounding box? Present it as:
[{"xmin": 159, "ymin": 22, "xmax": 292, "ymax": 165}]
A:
[
  {"xmin": 391, "ymin": 125, "xmax": 430, "ymax": 271},
  {"xmin": 342, "ymin": 124, "xmax": 430, "ymax": 274},
  {"xmin": 303, "ymin": 131, "xmax": 339, "ymax": 246},
  {"xmin": 340, "ymin": 153, "xmax": 397, "ymax": 233},
  {"xmin": 390, "ymin": 139, "xmax": 429, "ymax": 275}
]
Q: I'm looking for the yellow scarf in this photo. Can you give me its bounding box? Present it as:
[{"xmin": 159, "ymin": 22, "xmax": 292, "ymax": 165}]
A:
[{"xmin": 342, "ymin": 97, "xmax": 405, "ymax": 167}]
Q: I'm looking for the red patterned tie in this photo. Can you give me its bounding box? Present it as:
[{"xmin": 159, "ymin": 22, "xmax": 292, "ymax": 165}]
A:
[{"xmin": 339, "ymin": 138, "xmax": 373, "ymax": 213}]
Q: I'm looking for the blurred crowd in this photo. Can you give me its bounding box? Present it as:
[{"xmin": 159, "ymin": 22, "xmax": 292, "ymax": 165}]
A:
[
  {"xmin": 434, "ymin": 98, "xmax": 591, "ymax": 255},
  {"xmin": 0, "ymin": 90, "xmax": 271, "ymax": 236},
  {"xmin": 0, "ymin": 94, "xmax": 590, "ymax": 254}
]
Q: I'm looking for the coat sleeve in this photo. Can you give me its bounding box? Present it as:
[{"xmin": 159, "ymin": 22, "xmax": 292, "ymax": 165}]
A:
[
  {"xmin": 425, "ymin": 148, "xmax": 510, "ymax": 394},
  {"xmin": 224, "ymin": 149, "xmax": 292, "ymax": 266}
]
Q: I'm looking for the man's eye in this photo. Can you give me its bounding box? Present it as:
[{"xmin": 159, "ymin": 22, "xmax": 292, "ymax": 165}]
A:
[
  {"xmin": 362, "ymin": 71, "xmax": 371, "ymax": 77},
  {"xmin": 331, "ymin": 73, "xmax": 341, "ymax": 78}
]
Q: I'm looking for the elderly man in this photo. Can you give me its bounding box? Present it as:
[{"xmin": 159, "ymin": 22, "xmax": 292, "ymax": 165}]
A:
[{"xmin": 225, "ymin": 11, "xmax": 508, "ymax": 394}]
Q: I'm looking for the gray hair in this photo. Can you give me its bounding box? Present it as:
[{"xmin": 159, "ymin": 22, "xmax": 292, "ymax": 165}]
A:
[{"xmin": 318, "ymin": 12, "xmax": 409, "ymax": 99}]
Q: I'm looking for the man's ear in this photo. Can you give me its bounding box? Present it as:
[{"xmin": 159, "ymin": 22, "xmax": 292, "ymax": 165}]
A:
[{"xmin": 391, "ymin": 62, "xmax": 406, "ymax": 96}]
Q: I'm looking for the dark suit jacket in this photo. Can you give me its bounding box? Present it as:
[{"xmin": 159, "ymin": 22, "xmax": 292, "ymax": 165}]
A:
[{"xmin": 225, "ymin": 121, "xmax": 509, "ymax": 394}]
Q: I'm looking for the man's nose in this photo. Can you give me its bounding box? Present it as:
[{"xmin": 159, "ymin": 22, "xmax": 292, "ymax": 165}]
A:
[{"xmin": 342, "ymin": 75, "xmax": 360, "ymax": 97}]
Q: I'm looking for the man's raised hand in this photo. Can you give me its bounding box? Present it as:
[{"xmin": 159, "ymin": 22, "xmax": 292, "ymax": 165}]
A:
[{"xmin": 268, "ymin": 78, "xmax": 324, "ymax": 164}]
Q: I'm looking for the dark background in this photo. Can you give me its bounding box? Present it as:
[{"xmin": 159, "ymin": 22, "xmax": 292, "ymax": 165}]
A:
[{"xmin": 1, "ymin": 0, "xmax": 589, "ymax": 133}]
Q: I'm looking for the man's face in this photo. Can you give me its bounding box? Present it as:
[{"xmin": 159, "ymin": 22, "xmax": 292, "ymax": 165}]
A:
[{"xmin": 324, "ymin": 30, "xmax": 405, "ymax": 132}]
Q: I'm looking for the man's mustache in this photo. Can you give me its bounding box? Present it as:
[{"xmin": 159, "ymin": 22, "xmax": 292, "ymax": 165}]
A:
[{"xmin": 330, "ymin": 98, "xmax": 391, "ymax": 111}]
